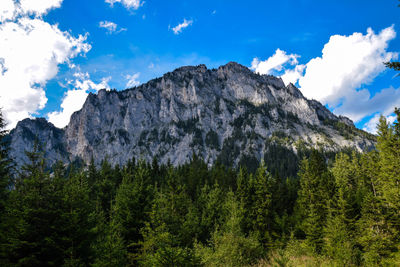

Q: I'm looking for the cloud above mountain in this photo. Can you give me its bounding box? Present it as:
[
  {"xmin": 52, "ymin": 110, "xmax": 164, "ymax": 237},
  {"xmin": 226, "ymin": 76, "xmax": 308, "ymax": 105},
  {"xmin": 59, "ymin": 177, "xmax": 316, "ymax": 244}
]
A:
[
  {"xmin": 251, "ymin": 26, "xmax": 399, "ymax": 132},
  {"xmin": 0, "ymin": 0, "xmax": 90, "ymax": 129},
  {"xmin": 48, "ymin": 72, "xmax": 111, "ymax": 128}
]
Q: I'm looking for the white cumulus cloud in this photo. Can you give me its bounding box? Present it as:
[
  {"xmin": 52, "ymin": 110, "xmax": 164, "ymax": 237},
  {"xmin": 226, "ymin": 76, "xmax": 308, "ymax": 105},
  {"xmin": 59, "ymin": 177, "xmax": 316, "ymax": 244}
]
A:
[
  {"xmin": 251, "ymin": 48, "xmax": 299, "ymax": 75},
  {"xmin": 1, "ymin": 0, "xmax": 62, "ymax": 22},
  {"xmin": 363, "ymin": 113, "xmax": 397, "ymax": 134},
  {"xmin": 298, "ymin": 26, "xmax": 397, "ymax": 106},
  {"xmin": 105, "ymin": 0, "xmax": 143, "ymax": 10},
  {"xmin": 0, "ymin": 0, "xmax": 16, "ymax": 22},
  {"xmin": 126, "ymin": 73, "xmax": 140, "ymax": 87},
  {"xmin": 0, "ymin": 1, "xmax": 91, "ymax": 129},
  {"xmin": 280, "ymin": 64, "xmax": 306, "ymax": 86},
  {"xmin": 171, "ymin": 19, "xmax": 193, "ymax": 35},
  {"xmin": 19, "ymin": 0, "xmax": 62, "ymax": 16},
  {"xmin": 48, "ymin": 73, "xmax": 110, "ymax": 128},
  {"xmin": 334, "ymin": 86, "xmax": 400, "ymax": 122},
  {"xmin": 251, "ymin": 26, "xmax": 399, "ymax": 132},
  {"xmin": 47, "ymin": 89, "xmax": 88, "ymax": 129}
]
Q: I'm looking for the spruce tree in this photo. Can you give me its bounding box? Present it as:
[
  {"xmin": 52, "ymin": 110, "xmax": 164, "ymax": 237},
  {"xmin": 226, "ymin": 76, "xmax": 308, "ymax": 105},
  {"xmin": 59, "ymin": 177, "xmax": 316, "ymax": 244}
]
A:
[
  {"xmin": 296, "ymin": 150, "xmax": 334, "ymax": 253},
  {"xmin": 252, "ymin": 161, "xmax": 277, "ymax": 248},
  {"xmin": 0, "ymin": 109, "xmax": 11, "ymax": 215},
  {"xmin": 236, "ymin": 166, "xmax": 254, "ymax": 234},
  {"xmin": 112, "ymin": 160, "xmax": 153, "ymax": 264},
  {"xmin": 139, "ymin": 168, "xmax": 199, "ymax": 265},
  {"xmin": 357, "ymin": 112, "xmax": 400, "ymax": 264},
  {"xmin": 92, "ymin": 210, "xmax": 127, "ymax": 267},
  {"xmin": 377, "ymin": 110, "xmax": 400, "ymax": 222},
  {"xmin": 197, "ymin": 183, "xmax": 225, "ymax": 243},
  {"xmin": 194, "ymin": 191, "xmax": 263, "ymax": 267},
  {"xmin": 0, "ymin": 109, "xmax": 12, "ymax": 264},
  {"xmin": 6, "ymin": 141, "xmax": 65, "ymax": 266},
  {"xmin": 324, "ymin": 153, "xmax": 361, "ymax": 265},
  {"xmin": 62, "ymin": 170, "xmax": 95, "ymax": 266}
]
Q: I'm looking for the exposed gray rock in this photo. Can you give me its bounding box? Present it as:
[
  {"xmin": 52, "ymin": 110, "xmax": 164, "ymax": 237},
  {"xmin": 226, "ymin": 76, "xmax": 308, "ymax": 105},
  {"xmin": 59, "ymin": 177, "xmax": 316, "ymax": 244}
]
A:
[
  {"xmin": 8, "ymin": 62, "xmax": 376, "ymax": 168},
  {"xmin": 8, "ymin": 118, "xmax": 68, "ymax": 167}
]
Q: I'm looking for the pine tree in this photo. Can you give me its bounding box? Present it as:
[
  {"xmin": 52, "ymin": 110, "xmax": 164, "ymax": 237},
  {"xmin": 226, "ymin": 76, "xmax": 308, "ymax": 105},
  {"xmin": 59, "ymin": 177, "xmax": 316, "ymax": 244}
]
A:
[
  {"xmin": 197, "ymin": 183, "xmax": 225, "ymax": 243},
  {"xmin": 252, "ymin": 161, "xmax": 277, "ymax": 248},
  {"xmin": 112, "ymin": 160, "xmax": 153, "ymax": 264},
  {"xmin": 92, "ymin": 211, "xmax": 128, "ymax": 267},
  {"xmin": 87, "ymin": 157, "xmax": 98, "ymax": 199},
  {"xmin": 377, "ymin": 110, "xmax": 400, "ymax": 222},
  {"xmin": 357, "ymin": 112, "xmax": 400, "ymax": 264},
  {"xmin": 324, "ymin": 153, "xmax": 361, "ymax": 265},
  {"xmin": 194, "ymin": 191, "xmax": 263, "ymax": 267},
  {"xmin": 138, "ymin": 167, "xmax": 199, "ymax": 265},
  {"xmin": 0, "ymin": 109, "xmax": 12, "ymax": 215},
  {"xmin": 0, "ymin": 109, "xmax": 12, "ymax": 264},
  {"xmin": 296, "ymin": 150, "xmax": 334, "ymax": 253},
  {"xmin": 5, "ymin": 141, "xmax": 66, "ymax": 266},
  {"xmin": 95, "ymin": 158, "xmax": 120, "ymax": 219},
  {"xmin": 62, "ymin": 170, "xmax": 95, "ymax": 266},
  {"xmin": 236, "ymin": 166, "xmax": 254, "ymax": 234}
]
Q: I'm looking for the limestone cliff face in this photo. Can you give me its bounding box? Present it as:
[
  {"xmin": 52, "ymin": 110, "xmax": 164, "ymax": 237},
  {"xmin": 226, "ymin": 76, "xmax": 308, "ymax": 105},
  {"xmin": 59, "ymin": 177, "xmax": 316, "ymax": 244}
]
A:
[
  {"xmin": 8, "ymin": 62, "xmax": 376, "ymax": 168},
  {"xmin": 7, "ymin": 118, "xmax": 68, "ymax": 166}
]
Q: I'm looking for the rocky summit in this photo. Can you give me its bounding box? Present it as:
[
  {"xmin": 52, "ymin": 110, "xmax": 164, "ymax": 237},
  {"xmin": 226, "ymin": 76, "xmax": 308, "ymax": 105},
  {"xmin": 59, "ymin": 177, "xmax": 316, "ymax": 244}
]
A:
[{"xmin": 8, "ymin": 62, "xmax": 376, "ymax": 168}]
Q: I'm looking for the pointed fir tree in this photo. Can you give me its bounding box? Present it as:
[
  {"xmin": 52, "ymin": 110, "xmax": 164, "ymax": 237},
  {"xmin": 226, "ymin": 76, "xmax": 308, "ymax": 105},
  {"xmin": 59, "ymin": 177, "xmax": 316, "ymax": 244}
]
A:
[
  {"xmin": 377, "ymin": 110, "xmax": 400, "ymax": 222},
  {"xmin": 323, "ymin": 153, "xmax": 361, "ymax": 265},
  {"xmin": 295, "ymin": 149, "xmax": 334, "ymax": 254},
  {"xmin": 0, "ymin": 109, "xmax": 12, "ymax": 264},
  {"xmin": 111, "ymin": 160, "xmax": 154, "ymax": 264},
  {"xmin": 0, "ymin": 109, "xmax": 12, "ymax": 215},
  {"xmin": 194, "ymin": 191, "xmax": 263, "ymax": 267},
  {"xmin": 252, "ymin": 161, "xmax": 278, "ymax": 248},
  {"xmin": 138, "ymin": 167, "xmax": 200, "ymax": 265},
  {"xmin": 92, "ymin": 210, "xmax": 128, "ymax": 267},
  {"xmin": 5, "ymin": 141, "xmax": 66, "ymax": 266},
  {"xmin": 357, "ymin": 111, "xmax": 400, "ymax": 264},
  {"xmin": 62, "ymin": 170, "xmax": 95, "ymax": 266},
  {"xmin": 197, "ymin": 182, "xmax": 225, "ymax": 244}
]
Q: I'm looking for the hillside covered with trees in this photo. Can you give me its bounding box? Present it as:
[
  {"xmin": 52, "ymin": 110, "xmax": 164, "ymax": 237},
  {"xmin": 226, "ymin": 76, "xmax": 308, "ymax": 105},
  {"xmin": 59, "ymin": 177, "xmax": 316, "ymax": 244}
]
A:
[{"xmin": 0, "ymin": 109, "xmax": 400, "ymax": 266}]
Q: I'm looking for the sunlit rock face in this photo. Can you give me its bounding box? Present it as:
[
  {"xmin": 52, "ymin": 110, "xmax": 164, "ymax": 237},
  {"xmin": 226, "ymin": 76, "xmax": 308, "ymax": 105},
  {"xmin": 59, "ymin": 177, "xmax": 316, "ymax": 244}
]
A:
[{"xmin": 8, "ymin": 62, "xmax": 376, "ymax": 168}]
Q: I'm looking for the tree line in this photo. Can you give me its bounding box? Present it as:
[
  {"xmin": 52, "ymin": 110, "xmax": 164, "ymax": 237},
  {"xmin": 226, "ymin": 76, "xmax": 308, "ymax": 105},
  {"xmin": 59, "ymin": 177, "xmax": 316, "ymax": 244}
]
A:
[{"xmin": 0, "ymin": 109, "xmax": 399, "ymax": 266}]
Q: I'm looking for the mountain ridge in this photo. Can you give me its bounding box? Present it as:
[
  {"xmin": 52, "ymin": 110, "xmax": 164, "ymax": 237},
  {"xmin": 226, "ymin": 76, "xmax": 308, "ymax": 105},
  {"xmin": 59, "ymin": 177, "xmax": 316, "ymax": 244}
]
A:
[{"xmin": 8, "ymin": 62, "xmax": 376, "ymax": 168}]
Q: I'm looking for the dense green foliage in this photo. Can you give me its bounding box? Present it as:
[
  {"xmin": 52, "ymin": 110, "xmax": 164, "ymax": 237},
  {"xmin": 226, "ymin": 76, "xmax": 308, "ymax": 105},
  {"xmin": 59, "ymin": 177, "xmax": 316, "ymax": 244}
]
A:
[{"xmin": 0, "ymin": 109, "xmax": 400, "ymax": 266}]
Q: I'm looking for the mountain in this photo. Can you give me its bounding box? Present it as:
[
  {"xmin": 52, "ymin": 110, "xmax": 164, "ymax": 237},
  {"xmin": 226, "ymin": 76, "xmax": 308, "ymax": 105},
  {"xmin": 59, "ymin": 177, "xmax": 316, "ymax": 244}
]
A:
[{"xmin": 8, "ymin": 62, "xmax": 376, "ymax": 169}]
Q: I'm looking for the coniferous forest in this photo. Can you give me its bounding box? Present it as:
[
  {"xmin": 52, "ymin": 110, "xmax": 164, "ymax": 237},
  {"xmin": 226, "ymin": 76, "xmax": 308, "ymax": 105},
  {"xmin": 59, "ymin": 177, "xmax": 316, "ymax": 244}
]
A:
[{"xmin": 0, "ymin": 109, "xmax": 400, "ymax": 266}]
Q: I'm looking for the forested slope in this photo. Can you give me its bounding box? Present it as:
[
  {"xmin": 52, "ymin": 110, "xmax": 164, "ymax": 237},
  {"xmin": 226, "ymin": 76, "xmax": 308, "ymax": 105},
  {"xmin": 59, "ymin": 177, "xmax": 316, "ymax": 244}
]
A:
[{"xmin": 0, "ymin": 109, "xmax": 400, "ymax": 266}]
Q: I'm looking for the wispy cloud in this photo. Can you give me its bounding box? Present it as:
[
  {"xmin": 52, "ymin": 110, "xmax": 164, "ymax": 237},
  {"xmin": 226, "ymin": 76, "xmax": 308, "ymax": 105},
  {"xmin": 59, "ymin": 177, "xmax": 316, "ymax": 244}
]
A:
[
  {"xmin": 126, "ymin": 73, "xmax": 140, "ymax": 87},
  {"xmin": 99, "ymin": 20, "xmax": 127, "ymax": 34},
  {"xmin": 170, "ymin": 19, "xmax": 193, "ymax": 35},
  {"xmin": 99, "ymin": 21, "xmax": 117, "ymax": 33},
  {"xmin": 251, "ymin": 48, "xmax": 299, "ymax": 75},
  {"xmin": 105, "ymin": 0, "xmax": 144, "ymax": 10}
]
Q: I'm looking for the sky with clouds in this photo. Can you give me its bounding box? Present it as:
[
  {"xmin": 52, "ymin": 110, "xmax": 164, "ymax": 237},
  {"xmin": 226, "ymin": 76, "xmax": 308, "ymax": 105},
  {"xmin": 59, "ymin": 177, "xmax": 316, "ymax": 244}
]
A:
[{"xmin": 0, "ymin": 0, "xmax": 400, "ymax": 133}]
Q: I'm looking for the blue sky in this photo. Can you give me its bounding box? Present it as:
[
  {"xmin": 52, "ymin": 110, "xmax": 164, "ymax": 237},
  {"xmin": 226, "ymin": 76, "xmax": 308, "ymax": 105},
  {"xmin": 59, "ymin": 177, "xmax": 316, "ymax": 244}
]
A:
[{"xmin": 1, "ymin": 0, "xmax": 400, "ymax": 133}]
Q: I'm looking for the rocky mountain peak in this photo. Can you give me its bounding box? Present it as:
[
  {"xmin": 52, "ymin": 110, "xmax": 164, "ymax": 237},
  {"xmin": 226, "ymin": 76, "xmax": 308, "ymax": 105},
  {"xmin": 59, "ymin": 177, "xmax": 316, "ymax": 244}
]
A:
[
  {"xmin": 8, "ymin": 62, "xmax": 375, "ymax": 168},
  {"xmin": 173, "ymin": 64, "xmax": 208, "ymax": 73},
  {"xmin": 8, "ymin": 117, "xmax": 68, "ymax": 166},
  {"xmin": 219, "ymin": 61, "xmax": 251, "ymax": 72},
  {"xmin": 286, "ymin": 83, "xmax": 304, "ymax": 98}
]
